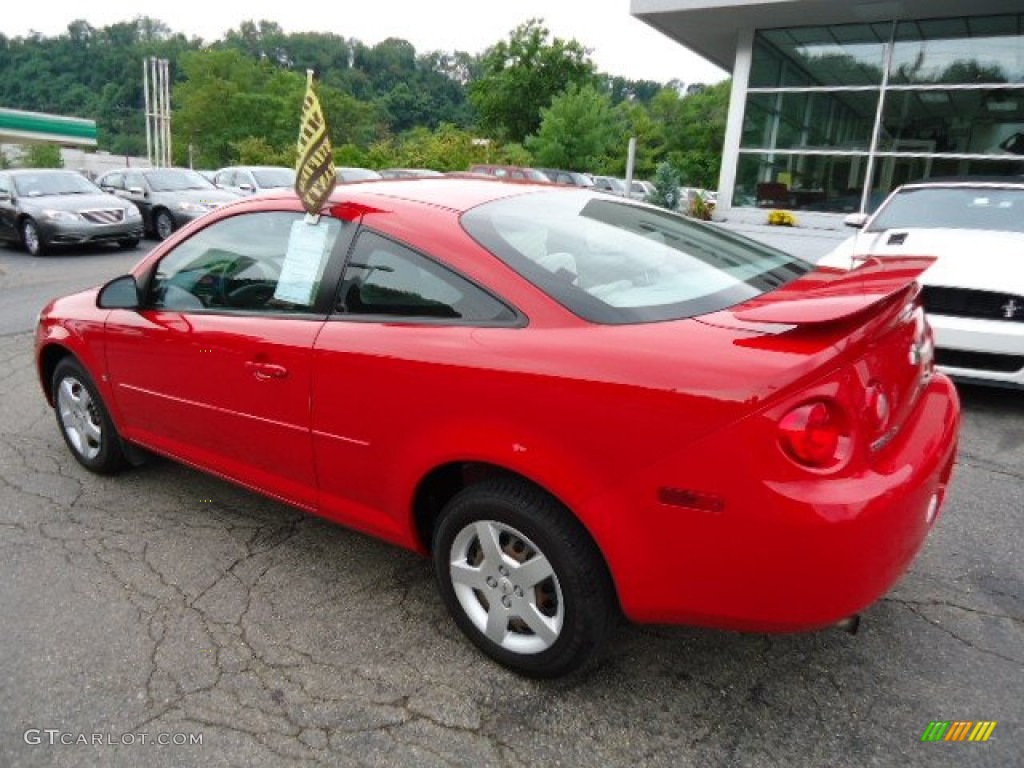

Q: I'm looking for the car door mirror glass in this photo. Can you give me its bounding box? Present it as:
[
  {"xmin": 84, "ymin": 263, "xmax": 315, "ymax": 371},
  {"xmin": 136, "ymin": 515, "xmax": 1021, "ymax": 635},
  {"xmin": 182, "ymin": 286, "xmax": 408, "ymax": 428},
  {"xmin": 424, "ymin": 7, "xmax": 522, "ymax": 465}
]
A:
[{"xmin": 97, "ymin": 275, "xmax": 140, "ymax": 309}]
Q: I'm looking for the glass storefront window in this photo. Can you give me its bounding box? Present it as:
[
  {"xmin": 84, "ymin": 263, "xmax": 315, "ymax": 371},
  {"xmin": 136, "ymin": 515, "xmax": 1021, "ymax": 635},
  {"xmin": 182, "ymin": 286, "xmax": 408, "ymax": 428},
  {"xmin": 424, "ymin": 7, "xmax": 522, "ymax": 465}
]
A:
[
  {"xmin": 879, "ymin": 88, "xmax": 1024, "ymax": 156},
  {"xmin": 738, "ymin": 14, "xmax": 1024, "ymax": 213},
  {"xmin": 734, "ymin": 153, "xmax": 880, "ymax": 212},
  {"xmin": 891, "ymin": 16, "xmax": 1024, "ymax": 84},
  {"xmin": 741, "ymin": 91, "xmax": 877, "ymax": 150},
  {"xmin": 750, "ymin": 25, "xmax": 889, "ymax": 88}
]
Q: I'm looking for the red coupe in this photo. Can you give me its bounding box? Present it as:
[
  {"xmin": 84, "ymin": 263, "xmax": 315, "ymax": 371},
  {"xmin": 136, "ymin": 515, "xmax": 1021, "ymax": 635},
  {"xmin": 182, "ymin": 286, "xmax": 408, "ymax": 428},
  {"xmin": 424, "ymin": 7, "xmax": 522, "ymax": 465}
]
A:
[{"xmin": 35, "ymin": 179, "xmax": 960, "ymax": 677}]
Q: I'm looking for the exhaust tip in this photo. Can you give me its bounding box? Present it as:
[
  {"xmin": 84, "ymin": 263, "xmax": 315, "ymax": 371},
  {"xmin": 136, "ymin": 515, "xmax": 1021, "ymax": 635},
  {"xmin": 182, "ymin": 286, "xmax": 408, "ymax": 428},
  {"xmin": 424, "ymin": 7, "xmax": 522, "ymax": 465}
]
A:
[{"xmin": 834, "ymin": 615, "xmax": 861, "ymax": 635}]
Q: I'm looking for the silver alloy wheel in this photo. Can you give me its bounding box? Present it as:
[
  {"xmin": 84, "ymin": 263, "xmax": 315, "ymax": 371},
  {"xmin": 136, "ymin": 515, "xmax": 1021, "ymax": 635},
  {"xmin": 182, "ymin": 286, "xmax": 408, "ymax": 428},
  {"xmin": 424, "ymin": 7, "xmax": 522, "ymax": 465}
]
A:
[
  {"xmin": 57, "ymin": 375, "xmax": 103, "ymax": 461},
  {"xmin": 22, "ymin": 220, "xmax": 41, "ymax": 255},
  {"xmin": 449, "ymin": 520, "xmax": 564, "ymax": 655},
  {"xmin": 155, "ymin": 211, "xmax": 174, "ymax": 240}
]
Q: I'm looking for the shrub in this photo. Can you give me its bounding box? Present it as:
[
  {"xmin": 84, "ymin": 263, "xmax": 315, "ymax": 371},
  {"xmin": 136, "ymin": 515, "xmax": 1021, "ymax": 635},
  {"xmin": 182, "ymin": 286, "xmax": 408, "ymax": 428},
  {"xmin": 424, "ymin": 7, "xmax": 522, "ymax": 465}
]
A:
[{"xmin": 767, "ymin": 209, "xmax": 797, "ymax": 227}]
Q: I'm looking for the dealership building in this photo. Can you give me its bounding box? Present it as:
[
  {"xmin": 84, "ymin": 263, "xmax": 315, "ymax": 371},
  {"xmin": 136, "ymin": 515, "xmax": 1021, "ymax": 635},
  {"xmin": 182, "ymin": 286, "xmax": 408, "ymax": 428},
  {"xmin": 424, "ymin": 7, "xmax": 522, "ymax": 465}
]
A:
[{"xmin": 633, "ymin": 0, "xmax": 1024, "ymax": 219}]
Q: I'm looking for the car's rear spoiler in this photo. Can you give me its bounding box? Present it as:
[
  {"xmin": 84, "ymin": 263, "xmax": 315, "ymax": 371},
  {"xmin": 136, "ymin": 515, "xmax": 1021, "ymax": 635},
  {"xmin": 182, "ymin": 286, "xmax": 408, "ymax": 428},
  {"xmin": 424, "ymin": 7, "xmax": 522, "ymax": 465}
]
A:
[{"xmin": 732, "ymin": 256, "xmax": 935, "ymax": 325}]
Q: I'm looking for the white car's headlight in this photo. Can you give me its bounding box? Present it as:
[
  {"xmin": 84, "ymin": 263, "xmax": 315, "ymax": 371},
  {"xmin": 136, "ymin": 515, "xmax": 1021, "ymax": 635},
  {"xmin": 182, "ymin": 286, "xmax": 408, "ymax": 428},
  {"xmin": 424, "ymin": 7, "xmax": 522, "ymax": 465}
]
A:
[
  {"xmin": 125, "ymin": 206, "xmax": 141, "ymax": 219},
  {"xmin": 41, "ymin": 209, "xmax": 82, "ymax": 221}
]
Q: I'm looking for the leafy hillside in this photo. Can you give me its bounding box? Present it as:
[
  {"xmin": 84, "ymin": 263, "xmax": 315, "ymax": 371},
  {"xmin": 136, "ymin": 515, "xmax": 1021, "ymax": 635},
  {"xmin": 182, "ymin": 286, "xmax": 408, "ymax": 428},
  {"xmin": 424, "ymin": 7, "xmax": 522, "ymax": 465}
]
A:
[{"xmin": 0, "ymin": 17, "xmax": 727, "ymax": 185}]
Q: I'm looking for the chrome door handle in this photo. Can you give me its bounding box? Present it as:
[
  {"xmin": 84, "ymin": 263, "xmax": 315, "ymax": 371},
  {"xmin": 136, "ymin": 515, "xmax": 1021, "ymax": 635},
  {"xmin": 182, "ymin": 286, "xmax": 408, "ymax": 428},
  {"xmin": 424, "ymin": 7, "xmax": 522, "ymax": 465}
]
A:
[{"xmin": 245, "ymin": 361, "xmax": 288, "ymax": 380}]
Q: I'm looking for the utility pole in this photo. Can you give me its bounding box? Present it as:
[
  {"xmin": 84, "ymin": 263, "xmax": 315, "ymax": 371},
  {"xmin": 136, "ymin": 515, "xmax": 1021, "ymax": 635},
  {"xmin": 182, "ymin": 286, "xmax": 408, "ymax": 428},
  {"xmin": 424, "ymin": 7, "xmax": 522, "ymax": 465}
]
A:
[{"xmin": 144, "ymin": 57, "xmax": 172, "ymax": 166}]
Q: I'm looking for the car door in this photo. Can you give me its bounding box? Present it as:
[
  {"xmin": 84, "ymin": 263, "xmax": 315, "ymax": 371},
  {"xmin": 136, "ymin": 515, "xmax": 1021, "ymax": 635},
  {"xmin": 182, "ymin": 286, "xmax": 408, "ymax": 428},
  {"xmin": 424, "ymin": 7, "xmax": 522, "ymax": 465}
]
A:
[
  {"xmin": 213, "ymin": 169, "xmax": 235, "ymax": 193},
  {"xmin": 237, "ymin": 170, "xmax": 257, "ymax": 194},
  {"xmin": 311, "ymin": 229, "xmax": 519, "ymax": 541},
  {"xmin": 104, "ymin": 209, "xmax": 350, "ymax": 509},
  {"xmin": 0, "ymin": 174, "xmax": 16, "ymax": 241},
  {"xmin": 121, "ymin": 170, "xmax": 153, "ymax": 226}
]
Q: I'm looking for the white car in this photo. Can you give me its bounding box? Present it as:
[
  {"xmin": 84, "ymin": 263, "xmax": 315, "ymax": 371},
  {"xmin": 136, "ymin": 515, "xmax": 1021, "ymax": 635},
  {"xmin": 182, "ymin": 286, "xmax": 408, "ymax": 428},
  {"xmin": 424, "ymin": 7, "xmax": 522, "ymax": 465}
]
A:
[{"xmin": 818, "ymin": 178, "xmax": 1024, "ymax": 389}]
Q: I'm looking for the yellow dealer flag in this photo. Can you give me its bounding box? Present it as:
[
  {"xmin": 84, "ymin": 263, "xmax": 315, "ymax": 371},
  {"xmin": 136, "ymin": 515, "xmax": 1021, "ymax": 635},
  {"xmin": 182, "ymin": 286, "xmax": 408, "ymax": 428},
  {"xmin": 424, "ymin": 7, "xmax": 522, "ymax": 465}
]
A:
[{"xmin": 294, "ymin": 70, "xmax": 336, "ymax": 216}]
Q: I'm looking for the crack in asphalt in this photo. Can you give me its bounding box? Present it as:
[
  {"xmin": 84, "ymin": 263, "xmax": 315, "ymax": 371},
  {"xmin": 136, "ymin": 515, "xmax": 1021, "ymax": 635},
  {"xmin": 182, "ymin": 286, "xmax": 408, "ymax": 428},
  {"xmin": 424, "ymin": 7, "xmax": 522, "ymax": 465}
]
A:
[
  {"xmin": 888, "ymin": 598, "xmax": 1023, "ymax": 666},
  {"xmin": 2, "ymin": 330, "xmax": 1021, "ymax": 767}
]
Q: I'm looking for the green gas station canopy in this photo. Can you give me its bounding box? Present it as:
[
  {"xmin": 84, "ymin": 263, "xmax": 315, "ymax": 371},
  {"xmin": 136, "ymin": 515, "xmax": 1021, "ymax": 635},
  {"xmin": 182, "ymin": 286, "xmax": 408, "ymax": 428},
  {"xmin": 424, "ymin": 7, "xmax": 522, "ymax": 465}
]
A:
[{"xmin": 0, "ymin": 107, "xmax": 97, "ymax": 147}]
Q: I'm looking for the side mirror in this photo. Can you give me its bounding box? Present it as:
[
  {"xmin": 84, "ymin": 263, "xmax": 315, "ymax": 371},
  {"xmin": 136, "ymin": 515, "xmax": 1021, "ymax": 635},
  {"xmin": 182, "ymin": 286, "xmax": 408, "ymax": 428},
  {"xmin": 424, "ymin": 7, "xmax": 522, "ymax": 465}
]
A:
[
  {"xmin": 97, "ymin": 275, "xmax": 140, "ymax": 310},
  {"xmin": 844, "ymin": 213, "xmax": 868, "ymax": 229},
  {"xmin": 0, "ymin": 191, "xmax": 10, "ymax": 202},
  {"xmin": 128, "ymin": 186, "xmax": 145, "ymax": 196},
  {"xmin": 239, "ymin": 183, "xmax": 254, "ymax": 193}
]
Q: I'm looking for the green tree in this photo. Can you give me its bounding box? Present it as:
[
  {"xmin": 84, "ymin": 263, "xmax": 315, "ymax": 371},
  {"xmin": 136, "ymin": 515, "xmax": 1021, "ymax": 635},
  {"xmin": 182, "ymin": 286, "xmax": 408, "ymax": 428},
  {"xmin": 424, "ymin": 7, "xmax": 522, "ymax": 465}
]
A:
[
  {"xmin": 469, "ymin": 19, "xmax": 596, "ymax": 143},
  {"xmin": 525, "ymin": 84, "xmax": 617, "ymax": 171},
  {"xmin": 21, "ymin": 144, "xmax": 64, "ymax": 168},
  {"xmin": 648, "ymin": 161, "xmax": 682, "ymax": 209},
  {"xmin": 231, "ymin": 136, "xmax": 295, "ymax": 166},
  {"xmin": 651, "ymin": 80, "xmax": 730, "ymax": 189},
  {"xmin": 608, "ymin": 100, "xmax": 664, "ymax": 177}
]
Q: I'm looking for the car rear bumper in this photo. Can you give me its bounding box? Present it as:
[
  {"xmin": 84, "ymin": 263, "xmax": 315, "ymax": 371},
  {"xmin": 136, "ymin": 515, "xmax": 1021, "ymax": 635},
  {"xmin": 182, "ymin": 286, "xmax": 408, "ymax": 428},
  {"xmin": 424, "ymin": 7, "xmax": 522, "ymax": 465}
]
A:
[
  {"xmin": 929, "ymin": 314, "xmax": 1024, "ymax": 388},
  {"xmin": 607, "ymin": 373, "xmax": 960, "ymax": 631}
]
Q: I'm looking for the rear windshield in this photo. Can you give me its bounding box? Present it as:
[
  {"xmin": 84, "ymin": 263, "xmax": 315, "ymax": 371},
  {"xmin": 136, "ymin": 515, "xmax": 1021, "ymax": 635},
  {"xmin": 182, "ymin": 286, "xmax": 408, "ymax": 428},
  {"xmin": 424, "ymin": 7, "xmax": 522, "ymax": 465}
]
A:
[
  {"xmin": 868, "ymin": 186, "xmax": 1024, "ymax": 234},
  {"xmin": 462, "ymin": 191, "xmax": 811, "ymax": 324}
]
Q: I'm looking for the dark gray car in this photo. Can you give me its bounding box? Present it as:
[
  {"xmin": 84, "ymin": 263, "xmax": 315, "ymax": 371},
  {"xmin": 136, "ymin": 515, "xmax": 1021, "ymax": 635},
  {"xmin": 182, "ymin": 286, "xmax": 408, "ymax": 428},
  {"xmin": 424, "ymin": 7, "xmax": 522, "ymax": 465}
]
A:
[
  {"xmin": 0, "ymin": 169, "xmax": 143, "ymax": 256},
  {"xmin": 96, "ymin": 168, "xmax": 240, "ymax": 240}
]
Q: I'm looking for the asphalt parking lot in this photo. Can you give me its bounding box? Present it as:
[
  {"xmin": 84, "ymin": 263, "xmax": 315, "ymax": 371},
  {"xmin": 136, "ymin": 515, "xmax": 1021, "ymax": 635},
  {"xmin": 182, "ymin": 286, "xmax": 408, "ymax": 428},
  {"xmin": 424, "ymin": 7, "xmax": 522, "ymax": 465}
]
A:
[{"xmin": 0, "ymin": 242, "xmax": 1021, "ymax": 767}]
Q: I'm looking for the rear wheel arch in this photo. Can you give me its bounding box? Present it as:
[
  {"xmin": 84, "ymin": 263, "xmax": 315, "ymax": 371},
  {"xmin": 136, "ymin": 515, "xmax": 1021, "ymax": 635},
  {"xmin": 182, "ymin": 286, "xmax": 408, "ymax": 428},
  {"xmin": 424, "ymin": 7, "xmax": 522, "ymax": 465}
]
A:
[{"xmin": 412, "ymin": 461, "xmax": 620, "ymax": 605}]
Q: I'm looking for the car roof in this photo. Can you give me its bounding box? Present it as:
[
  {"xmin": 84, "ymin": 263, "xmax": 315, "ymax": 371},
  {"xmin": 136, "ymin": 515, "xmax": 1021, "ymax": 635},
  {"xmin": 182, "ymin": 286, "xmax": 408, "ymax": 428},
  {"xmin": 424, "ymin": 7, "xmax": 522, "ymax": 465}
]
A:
[
  {"xmin": 252, "ymin": 177, "xmax": 561, "ymax": 215},
  {"xmin": 900, "ymin": 175, "xmax": 1024, "ymax": 190},
  {"xmin": 7, "ymin": 168, "xmax": 79, "ymax": 175}
]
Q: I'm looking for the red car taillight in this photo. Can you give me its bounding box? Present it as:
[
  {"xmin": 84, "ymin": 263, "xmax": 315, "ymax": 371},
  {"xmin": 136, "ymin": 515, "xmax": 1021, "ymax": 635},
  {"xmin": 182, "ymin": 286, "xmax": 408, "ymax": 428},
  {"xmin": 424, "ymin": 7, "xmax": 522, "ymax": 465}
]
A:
[{"xmin": 778, "ymin": 400, "xmax": 851, "ymax": 469}]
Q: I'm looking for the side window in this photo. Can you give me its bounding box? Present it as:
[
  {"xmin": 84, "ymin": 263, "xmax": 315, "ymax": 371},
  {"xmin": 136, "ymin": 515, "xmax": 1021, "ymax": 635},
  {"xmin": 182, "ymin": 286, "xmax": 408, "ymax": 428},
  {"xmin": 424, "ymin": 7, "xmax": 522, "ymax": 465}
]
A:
[
  {"xmin": 124, "ymin": 172, "xmax": 145, "ymax": 191},
  {"xmin": 147, "ymin": 211, "xmax": 344, "ymax": 314},
  {"xmin": 102, "ymin": 173, "xmax": 123, "ymax": 191},
  {"xmin": 0, "ymin": 175, "xmax": 9, "ymax": 195},
  {"xmin": 214, "ymin": 170, "xmax": 232, "ymax": 187},
  {"xmin": 338, "ymin": 231, "xmax": 516, "ymax": 323}
]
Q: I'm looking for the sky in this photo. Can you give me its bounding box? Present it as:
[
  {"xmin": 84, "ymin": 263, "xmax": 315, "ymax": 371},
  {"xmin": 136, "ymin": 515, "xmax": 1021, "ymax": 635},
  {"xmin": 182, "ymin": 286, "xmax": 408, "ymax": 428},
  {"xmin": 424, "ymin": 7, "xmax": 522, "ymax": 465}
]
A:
[{"xmin": 4, "ymin": 1, "xmax": 727, "ymax": 86}]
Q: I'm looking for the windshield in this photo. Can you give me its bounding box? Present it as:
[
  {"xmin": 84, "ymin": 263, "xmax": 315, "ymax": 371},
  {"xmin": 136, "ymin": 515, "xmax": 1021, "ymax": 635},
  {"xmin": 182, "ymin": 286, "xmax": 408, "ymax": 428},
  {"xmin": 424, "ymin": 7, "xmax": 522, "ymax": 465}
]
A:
[
  {"xmin": 252, "ymin": 168, "xmax": 296, "ymax": 188},
  {"xmin": 14, "ymin": 172, "xmax": 100, "ymax": 196},
  {"xmin": 146, "ymin": 169, "xmax": 216, "ymax": 192},
  {"xmin": 869, "ymin": 186, "xmax": 1024, "ymax": 234},
  {"xmin": 462, "ymin": 191, "xmax": 811, "ymax": 324}
]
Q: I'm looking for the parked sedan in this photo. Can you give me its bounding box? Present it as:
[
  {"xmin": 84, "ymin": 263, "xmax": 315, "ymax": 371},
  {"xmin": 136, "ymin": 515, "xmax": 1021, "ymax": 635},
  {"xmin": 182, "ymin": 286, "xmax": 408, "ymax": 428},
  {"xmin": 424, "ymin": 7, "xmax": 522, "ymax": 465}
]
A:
[
  {"xmin": 591, "ymin": 175, "xmax": 627, "ymax": 196},
  {"xmin": 96, "ymin": 168, "xmax": 240, "ymax": 240},
  {"xmin": 818, "ymin": 178, "xmax": 1024, "ymax": 389},
  {"xmin": 336, "ymin": 167, "xmax": 383, "ymax": 183},
  {"xmin": 214, "ymin": 165, "xmax": 296, "ymax": 195},
  {"xmin": 36, "ymin": 179, "xmax": 959, "ymax": 677},
  {"xmin": 0, "ymin": 169, "xmax": 142, "ymax": 255},
  {"xmin": 537, "ymin": 168, "xmax": 595, "ymax": 188}
]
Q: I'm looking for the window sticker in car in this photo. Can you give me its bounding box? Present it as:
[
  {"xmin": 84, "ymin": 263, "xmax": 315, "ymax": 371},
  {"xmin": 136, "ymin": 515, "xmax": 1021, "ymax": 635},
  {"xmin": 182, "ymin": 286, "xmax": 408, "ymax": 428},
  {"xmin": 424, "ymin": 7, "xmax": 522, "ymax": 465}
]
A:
[{"xmin": 274, "ymin": 220, "xmax": 332, "ymax": 305}]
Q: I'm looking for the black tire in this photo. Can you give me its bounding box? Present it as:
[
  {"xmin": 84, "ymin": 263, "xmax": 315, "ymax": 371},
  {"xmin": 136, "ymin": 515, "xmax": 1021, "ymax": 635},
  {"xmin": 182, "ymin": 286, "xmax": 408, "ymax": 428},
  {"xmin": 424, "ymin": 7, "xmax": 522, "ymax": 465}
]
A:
[
  {"xmin": 432, "ymin": 478, "xmax": 616, "ymax": 678},
  {"xmin": 153, "ymin": 209, "xmax": 175, "ymax": 240},
  {"xmin": 118, "ymin": 238, "xmax": 140, "ymax": 250},
  {"xmin": 52, "ymin": 358, "xmax": 127, "ymax": 475},
  {"xmin": 21, "ymin": 218, "xmax": 47, "ymax": 256}
]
